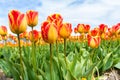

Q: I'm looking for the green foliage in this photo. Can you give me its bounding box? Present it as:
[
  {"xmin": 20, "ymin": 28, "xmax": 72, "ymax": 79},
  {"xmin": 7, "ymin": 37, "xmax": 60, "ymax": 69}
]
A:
[{"xmin": 0, "ymin": 39, "xmax": 120, "ymax": 80}]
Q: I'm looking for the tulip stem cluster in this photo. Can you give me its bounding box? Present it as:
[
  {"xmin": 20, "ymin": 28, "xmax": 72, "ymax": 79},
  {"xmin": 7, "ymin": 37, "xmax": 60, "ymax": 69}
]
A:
[{"xmin": 17, "ymin": 34, "xmax": 24, "ymax": 79}]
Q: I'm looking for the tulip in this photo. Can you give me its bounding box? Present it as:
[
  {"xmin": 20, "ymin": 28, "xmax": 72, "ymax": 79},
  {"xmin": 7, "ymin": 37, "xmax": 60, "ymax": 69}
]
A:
[
  {"xmin": 84, "ymin": 24, "xmax": 90, "ymax": 33},
  {"xmin": 74, "ymin": 27, "xmax": 78, "ymax": 33},
  {"xmin": 88, "ymin": 36, "xmax": 101, "ymax": 48},
  {"xmin": 77, "ymin": 24, "xmax": 85, "ymax": 33},
  {"xmin": 47, "ymin": 14, "xmax": 63, "ymax": 71},
  {"xmin": 26, "ymin": 10, "xmax": 38, "ymax": 27},
  {"xmin": 88, "ymin": 29, "xmax": 100, "ymax": 37},
  {"xmin": 47, "ymin": 13, "xmax": 63, "ymax": 29},
  {"xmin": 101, "ymin": 32, "xmax": 109, "ymax": 40},
  {"xmin": 59, "ymin": 23, "xmax": 72, "ymax": 39},
  {"xmin": 8, "ymin": 10, "xmax": 27, "ymax": 34},
  {"xmin": 26, "ymin": 10, "xmax": 38, "ymax": 75},
  {"xmin": 23, "ymin": 31, "xmax": 29, "ymax": 40},
  {"xmin": 41, "ymin": 21, "xmax": 58, "ymax": 80},
  {"xmin": 8, "ymin": 10, "xmax": 27, "ymax": 79},
  {"xmin": 29, "ymin": 30, "xmax": 39, "ymax": 42},
  {"xmin": 59, "ymin": 22, "xmax": 72, "ymax": 68},
  {"xmin": 99, "ymin": 24, "xmax": 108, "ymax": 34},
  {"xmin": 41, "ymin": 21, "xmax": 58, "ymax": 43},
  {"xmin": 0, "ymin": 26, "xmax": 7, "ymax": 36}
]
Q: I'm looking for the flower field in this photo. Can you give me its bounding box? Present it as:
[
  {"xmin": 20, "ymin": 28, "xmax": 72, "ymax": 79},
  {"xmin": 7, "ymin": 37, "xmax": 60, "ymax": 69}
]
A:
[{"xmin": 0, "ymin": 10, "xmax": 120, "ymax": 80}]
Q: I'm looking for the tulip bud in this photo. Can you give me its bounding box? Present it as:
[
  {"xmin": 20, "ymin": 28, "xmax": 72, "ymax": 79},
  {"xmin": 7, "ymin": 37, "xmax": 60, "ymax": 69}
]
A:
[
  {"xmin": 59, "ymin": 23, "xmax": 72, "ymax": 39},
  {"xmin": 8, "ymin": 10, "xmax": 27, "ymax": 34},
  {"xmin": 41, "ymin": 21, "xmax": 58, "ymax": 43},
  {"xmin": 26, "ymin": 10, "xmax": 38, "ymax": 27}
]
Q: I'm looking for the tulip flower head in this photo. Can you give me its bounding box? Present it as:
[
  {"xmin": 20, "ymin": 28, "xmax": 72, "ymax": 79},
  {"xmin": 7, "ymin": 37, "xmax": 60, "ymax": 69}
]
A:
[
  {"xmin": 29, "ymin": 30, "xmax": 39, "ymax": 42},
  {"xmin": 26, "ymin": 10, "xmax": 38, "ymax": 27},
  {"xmin": 41, "ymin": 21, "xmax": 58, "ymax": 43},
  {"xmin": 88, "ymin": 36, "xmax": 101, "ymax": 48},
  {"xmin": 99, "ymin": 24, "xmax": 108, "ymax": 33},
  {"xmin": 8, "ymin": 10, "xmax": 27, "ymax": 34},
  {"xmin": 0, "ymin": 26, "xmax": 7, "ymax": 36},
  {"xmin": 88, "ymin": 29, "xmax": 100, "ymax": 37},
  {"xmin": 74, "ymin": 27, "xmax": 78, "ymax": 33},
  {"xmin": 47, "ymin": 13, "xmax": 63, "ymax": 29},
  {"xmin": 77, "ymin": 24, "xmax": 85, "ymax": 33},
  {"xmin": 84, "ymin": 24, "xmax": 90, "ymax": 33},
  {"xmin": 59, "ymin": 23, "xmax": 72, "ymax": 39}
]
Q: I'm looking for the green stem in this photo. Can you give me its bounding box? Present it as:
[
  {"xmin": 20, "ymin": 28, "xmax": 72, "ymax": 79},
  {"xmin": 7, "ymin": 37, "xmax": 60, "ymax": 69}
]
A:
[
  {"xmin": 17, "ymin": 34, "xmax": 23, "ymax": 80},
  {"xmin": 64, "ymin": 38, "xmax": 67, "ymax": 67},
  {"xmin": 50, "ymin": 43, "xmax": 53, "ymax": 80},
  {"xmin": 31, "ymin": 27, "xmax": 37, "ymax": 74},
  {"xmin": 56, "ymin": 40, "xmax": 62, "ymax": 80},
  {"xmin": 56, "ymin": 40, "xmax": 58, "ymax": 56}
]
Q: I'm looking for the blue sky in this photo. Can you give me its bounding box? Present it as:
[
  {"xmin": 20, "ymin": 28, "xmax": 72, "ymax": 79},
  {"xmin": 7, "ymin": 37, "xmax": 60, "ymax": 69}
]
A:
[{"xmin": 0, "ymin": 0, "xmax": 120, "ymax": 35}]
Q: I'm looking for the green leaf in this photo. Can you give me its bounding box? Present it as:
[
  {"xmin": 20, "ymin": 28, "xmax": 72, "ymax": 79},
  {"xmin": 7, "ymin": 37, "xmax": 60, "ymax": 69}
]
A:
[
  {"xmin": 103, "ymin": 58, "xmax": 113, "ymax": 71},
  {"xmin": 83, "ymin": 62, "xmax": 99, "ymax": 77},
  {"xmin": 114, "ymin": 62, "xmax": 120, "ymax": 69}
]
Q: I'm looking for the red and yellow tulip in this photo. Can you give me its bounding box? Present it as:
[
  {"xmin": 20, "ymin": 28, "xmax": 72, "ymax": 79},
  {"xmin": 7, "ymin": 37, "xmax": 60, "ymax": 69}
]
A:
[
  {"xmin": 88, "ymin": 36, "xmax": 101, "ymax": 48},
  {"xmin": 88, "ymin": 29, "xmax": 100, "ymax": 37},
  {"xmin": 74, "ymin": 27, "xmax": 78, "ymax": 33},
  {"xmin": 59, "ymin": 23, "xmax": 72, "ymax": 39},
  {"xmin": 29, "ymin": 30, "xmax": 39, "ymax": 42},
  {"xmin": 99, "ymin": 24, "xmax": 108, "ymax": 33},
  {"xmin": 77, "ymin": 24, "xmax": 90, "ymax": 33},
  {"xmin": 0, "ymin": 26, "xmax": 7, "ymax": 36},
  {"xmin": 8, "ymin": 10, "xmax": 27, "ymax": 34},
  {"xmin": 41, "ymin": 21, "xmax": 58, "ymax": 43},
  {"xmin": 26, "ymin": 10, "xmax": 38, "ymax": 27},
  {"xmin": 47, "ymin": 13, "xmax": 63, "ymax": 29}
]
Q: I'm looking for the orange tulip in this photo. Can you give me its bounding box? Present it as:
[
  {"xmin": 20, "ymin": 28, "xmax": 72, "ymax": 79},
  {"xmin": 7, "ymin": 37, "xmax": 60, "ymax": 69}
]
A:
[
  {"xmin": 8, "ymin": 10, "xmax": 27, "ymax": 34},
  {"xmin": 0, "ymin": 25, "xmax": 7, "ymax": 36},
  {"xmin": 41, "ymin": 21, "xmax": 58, "ymax": 43},
  {"xmin": 59, "ymin": 23, "xmax": 72, "ymax": 39},
  {"xmin": 29, "ymin": 30, "xmax": 39, "ymax": 42},
  {"xmin": 26, "ymin": 10, "xmax": 38, "ymax": 27},
  {"xmin": 88, "ymin": 36, "xmax": 101, "ymax": 48},
  {"xmin": 47, "ymin": 13, "xmax": 63, "ymax": 29}
]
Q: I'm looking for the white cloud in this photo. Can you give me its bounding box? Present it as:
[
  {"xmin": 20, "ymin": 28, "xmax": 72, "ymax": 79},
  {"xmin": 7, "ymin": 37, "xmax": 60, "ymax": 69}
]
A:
[{"xmin": 0, "ymin": 0, "xmax": 120, "ymax": 35}]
